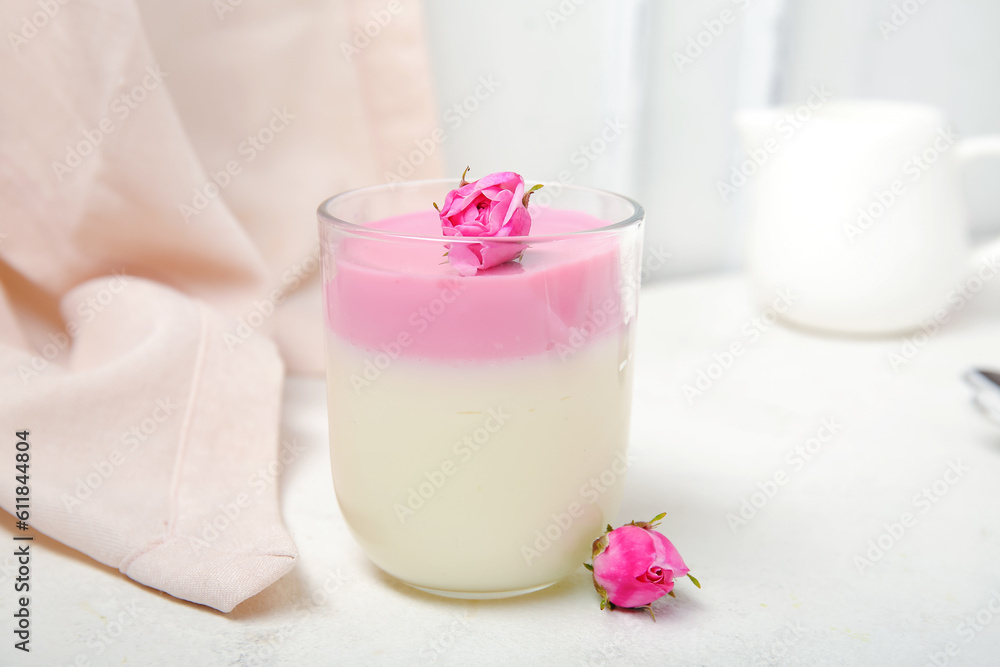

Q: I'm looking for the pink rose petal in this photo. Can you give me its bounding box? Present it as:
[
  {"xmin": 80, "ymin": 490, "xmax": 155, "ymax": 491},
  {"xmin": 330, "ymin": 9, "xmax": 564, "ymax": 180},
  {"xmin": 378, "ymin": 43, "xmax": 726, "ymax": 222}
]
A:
[
  {"xmin": 438, "ymin": 172, "xmax": 532, "ymax": 275},
  {"xmin": 592, "ymin": 524, "xmax": 691, "ymax": 609}
]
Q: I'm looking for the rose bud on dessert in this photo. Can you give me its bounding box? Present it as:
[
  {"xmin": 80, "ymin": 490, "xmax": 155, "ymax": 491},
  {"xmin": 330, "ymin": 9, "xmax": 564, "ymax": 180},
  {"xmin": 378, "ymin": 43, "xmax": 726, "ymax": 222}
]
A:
[{"xmin": 435, "ymin": 168, "xmax": 542, "ymax": 276}]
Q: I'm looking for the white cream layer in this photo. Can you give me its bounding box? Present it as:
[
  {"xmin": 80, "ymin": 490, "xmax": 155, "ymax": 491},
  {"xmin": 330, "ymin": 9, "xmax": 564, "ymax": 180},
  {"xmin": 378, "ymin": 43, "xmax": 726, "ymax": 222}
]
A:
[{"xmin": 326, "ymin": 330, "xmax": 634, "ymax": 593}]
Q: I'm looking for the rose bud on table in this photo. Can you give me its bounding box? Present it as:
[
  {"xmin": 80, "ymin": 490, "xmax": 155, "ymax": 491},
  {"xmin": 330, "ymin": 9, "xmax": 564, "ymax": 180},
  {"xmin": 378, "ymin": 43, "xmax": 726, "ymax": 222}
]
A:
[{"xmin": 585, "ymin": 513, "xmax": 700, "ymax": 619}]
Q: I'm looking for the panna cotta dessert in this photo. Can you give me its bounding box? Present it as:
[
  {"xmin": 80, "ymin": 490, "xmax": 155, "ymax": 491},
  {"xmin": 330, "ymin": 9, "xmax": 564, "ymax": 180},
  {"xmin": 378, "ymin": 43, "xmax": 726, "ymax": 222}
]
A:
[{"xmin": 319, "ymin": 179, "xmax": 643, "ymax": 597}]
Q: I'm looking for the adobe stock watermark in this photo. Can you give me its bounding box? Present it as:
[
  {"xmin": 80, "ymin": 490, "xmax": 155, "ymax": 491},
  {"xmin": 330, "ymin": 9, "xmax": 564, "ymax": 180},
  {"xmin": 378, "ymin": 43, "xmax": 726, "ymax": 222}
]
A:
[
  {"xmin": 550, "ymin": 243, "xmax": 669, "ymax": 366},
  {"xmin": 878, "ymin": 0, "xmax": 931, "ymax": 40},
  {"xmin": 682, "ymin": 288, "xmax": 797, "ymax": 404},
  {"xmin": 349, "ymin": 278, "xmax": 467, "ymax": 394},
  {"xmin": 393, "ymin": 408, "xmax": 510, "ymax": 525},
  {"xmin": 241, "ymin": 568, "xmax": 351, "ymax": 667},
  {"xmin": 674, "ymin": 0, "xmax": 752, "ymax": 74},
  {"xmin": 7, "ymin": 0, "xmax": 72, "ymax": 54},
  {"xmin": 924, "ymin": 590, "xmax": 1000, "ymax": 666},
  {"xmin": 339, "ymin": 0, "xmax": 403, "ymax": 61},
  {"xmin": 418, "ymin": 609, "xmax": 474, "ymax": 666},
  {"xmin": 581, "ymin": 644, "xmax": 626, "ymax": 667},
  {"xmin": 60, "ymin": 397, "xmax": 184, "ymax": 512},
  {"xmin": 190, "ymin": 437, "xmax": 307, "ymax": 555},
  {"xmin": 523, "ymin": 116, "xmax": 629, "ymax": 214},
  {"xmin": 59, "ymin": 598, "xmax": 145, "ymax": 664},
  {"xmin": 544, "ymin": 0, "xmax": 589, "ymax": 31},
  {"xmin": 211, "ymin": 0, "xmax": 244, "ymax": 20},
  {"xmin": 718, "ymin": 85, "xmax": 834, "ymax": 202},
  {"xmin": 553, "ymin": 298, "xmax": 621, "ymax": 362},
  {"xmin": 224, "ymin": 245, "xmax": 320, "ymax": 350},
  {"xmin": 750, "ymin": 621, "xmax": 807, "ymax": 666},
  {"xmin": 18, "ymin": 272, "xmax": 134, "ymax": 385},
  {"xmin": 887, "ymin": 253, "xmax": 1000, "ymax": 372},
  {"xmin": 569, "ymin": 117, "xmax": 627, "ymax": 173},
  {"xmin": 638, "ymin": 245, "xmax": 673, "ymax": 285},
  {"xmin": 727, "ymin": 417, "xmax": 844, "ymax": 533},
  {"xmin": 521, "ymin": 450, "xmax": 636, "ymax": 566},
  {"xmin": 179, "ymin": 106, "xmax": 295, "ymax": 222},
  {"xmin": 854, "ymin": 459, "xmax": 968, "ymax": 575},
  {"xmin": 843, "ymin": 127, "xmax": 958, "ymax": 243},
  {"xmin": 50, "ymin": 65, "xmax": 167, "ymax": 182},
  {"xmin": 384, "ymin": 75, "xmax": 501, "ymax": 186},
  {"xmin": 551, "ymin": 244, "xmax": 671, "ymax": 364}
]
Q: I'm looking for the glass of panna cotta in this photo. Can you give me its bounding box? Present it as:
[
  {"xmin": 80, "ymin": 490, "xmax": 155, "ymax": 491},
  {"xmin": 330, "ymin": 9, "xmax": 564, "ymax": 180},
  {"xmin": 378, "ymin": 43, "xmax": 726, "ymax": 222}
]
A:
[{"xmin": 318, "ymin": 180, "xmax": 644, "ymax": 599}]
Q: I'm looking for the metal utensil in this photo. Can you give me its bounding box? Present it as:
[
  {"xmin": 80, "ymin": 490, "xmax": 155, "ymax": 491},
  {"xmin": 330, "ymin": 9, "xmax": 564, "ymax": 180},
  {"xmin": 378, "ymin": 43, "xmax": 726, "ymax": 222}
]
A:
[{"xmin": 965, "ymin": 368, "xmax": 1000, "ymax": 426}]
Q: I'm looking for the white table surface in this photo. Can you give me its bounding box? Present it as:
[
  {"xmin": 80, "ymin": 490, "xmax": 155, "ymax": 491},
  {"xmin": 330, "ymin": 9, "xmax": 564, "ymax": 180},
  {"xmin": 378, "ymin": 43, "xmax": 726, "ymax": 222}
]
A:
[{"xmin": 6, "ymin": 273, "xmax": 1000, "ymax": 666}]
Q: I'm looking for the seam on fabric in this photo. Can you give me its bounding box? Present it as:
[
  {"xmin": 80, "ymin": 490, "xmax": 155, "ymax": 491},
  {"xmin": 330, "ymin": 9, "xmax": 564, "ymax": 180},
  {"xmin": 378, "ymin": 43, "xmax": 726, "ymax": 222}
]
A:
[{"xmin": 119, "ymin": 301, "xmax": 210, "ymax": 573}]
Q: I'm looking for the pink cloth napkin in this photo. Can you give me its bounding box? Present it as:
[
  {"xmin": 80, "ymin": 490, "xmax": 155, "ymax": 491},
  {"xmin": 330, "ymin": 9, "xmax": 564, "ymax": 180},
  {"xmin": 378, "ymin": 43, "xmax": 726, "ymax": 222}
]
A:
[{"xmin": 0, "ymin": 0, "xmax": 442, "ymax": 611}]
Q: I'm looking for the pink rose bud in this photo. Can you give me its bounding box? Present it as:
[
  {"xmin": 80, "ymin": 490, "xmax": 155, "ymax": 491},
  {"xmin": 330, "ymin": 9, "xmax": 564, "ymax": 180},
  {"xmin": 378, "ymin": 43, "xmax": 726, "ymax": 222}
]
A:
[
  {"xmin": 435, "ymin": 169, "xmax": 541, "ymax": 276},
  {"xmin": 587, "ymin": 514, "xmax": 699, "ymax": 618}
]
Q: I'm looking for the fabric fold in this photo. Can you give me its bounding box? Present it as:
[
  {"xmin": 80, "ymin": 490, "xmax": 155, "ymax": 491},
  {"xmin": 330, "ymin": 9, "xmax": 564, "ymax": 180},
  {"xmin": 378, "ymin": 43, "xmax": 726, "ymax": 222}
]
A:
[
  {"xmin": 0, "ymin": 0, "xmax": 442, "ymax": 611},
  {"xmin": 0, "ymin": 278, "xmax": 296, "ymax": 611}
]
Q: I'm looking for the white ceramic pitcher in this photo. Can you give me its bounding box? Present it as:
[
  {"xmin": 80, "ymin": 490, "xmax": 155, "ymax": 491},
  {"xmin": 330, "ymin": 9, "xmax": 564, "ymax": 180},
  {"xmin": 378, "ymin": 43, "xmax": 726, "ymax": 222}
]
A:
[{"xmin": 736, "ymin": 100, "xmax": 1000, "ymax": 334}]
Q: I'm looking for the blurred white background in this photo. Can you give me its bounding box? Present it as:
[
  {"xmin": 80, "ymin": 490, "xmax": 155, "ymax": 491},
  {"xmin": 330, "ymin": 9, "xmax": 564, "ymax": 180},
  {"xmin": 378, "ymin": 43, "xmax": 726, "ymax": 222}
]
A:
[{"xmin": 422, "ymin": 0, "xmax": 1000, "ymax": 279}]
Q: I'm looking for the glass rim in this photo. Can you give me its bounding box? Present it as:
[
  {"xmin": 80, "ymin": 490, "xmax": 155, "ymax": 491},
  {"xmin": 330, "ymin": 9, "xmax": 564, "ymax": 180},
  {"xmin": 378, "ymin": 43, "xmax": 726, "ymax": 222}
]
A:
[{"xmin": 317, "ymin": 178, "xmax": 644, "ymax": 244}]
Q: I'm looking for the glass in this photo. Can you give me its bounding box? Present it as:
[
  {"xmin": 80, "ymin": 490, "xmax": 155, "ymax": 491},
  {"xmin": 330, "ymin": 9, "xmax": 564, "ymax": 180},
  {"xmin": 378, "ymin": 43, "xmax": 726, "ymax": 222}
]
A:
[{"xmin": 318, "ymin": 179, "xmax": 644, "ymax": 598}]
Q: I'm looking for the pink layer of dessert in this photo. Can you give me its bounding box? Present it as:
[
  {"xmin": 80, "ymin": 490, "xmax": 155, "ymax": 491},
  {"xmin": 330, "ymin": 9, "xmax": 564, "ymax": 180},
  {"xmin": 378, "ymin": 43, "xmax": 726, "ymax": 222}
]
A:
[{"xmin": 324, "ymin": 208, "xmax": 627, "ymax": 360}]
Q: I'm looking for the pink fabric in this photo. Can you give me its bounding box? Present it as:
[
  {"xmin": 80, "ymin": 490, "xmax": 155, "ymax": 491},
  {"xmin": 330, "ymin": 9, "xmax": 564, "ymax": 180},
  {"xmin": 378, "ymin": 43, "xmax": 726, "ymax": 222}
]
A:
[{"xmin": 0, "ymin": 0, "xmax": 442, "ymax": 611}]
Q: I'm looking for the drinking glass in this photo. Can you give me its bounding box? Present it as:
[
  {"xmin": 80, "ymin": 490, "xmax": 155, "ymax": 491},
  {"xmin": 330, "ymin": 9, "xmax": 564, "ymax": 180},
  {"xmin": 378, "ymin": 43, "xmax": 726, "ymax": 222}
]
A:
[{"xmin": 318, "ymin": 179, "xmax": 643, "ymax": 598}]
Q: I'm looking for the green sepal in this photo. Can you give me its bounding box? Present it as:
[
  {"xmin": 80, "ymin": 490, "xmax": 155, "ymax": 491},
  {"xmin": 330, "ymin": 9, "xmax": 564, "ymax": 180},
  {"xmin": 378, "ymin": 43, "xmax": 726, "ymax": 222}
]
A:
[
  {"xmin": 583, "ymin": 563, "xmax": 593, "ymax": 571},
  {"xmin": 688, "ymin": 573, "xmax": 701, "ymax": 589},
  {"xmin": 594, "ymin": 580, "xmax": 612, "ymax": 612},
  {"xmin": 627, "ymin": 511, "xmax": 667, "ymax": 531},
  {"xmin": 591, "ymin": 533, "xmax": 609, "ymax": 559},
  {"xmin": 522, "ymin": 183, "xmax": 544, "ymax": 207}
]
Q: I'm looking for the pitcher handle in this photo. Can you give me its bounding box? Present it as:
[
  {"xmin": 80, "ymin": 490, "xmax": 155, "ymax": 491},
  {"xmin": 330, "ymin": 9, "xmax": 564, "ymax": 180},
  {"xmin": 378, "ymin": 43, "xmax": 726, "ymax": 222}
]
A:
[{"xmin": 956, "ymin": 136, "xmax": 1000, "ymax": 271}]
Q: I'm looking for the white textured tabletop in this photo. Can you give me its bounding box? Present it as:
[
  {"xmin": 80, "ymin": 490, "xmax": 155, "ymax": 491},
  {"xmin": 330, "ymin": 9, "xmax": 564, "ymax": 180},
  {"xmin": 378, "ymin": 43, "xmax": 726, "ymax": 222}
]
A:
[{"xmin": 5, "ymin": 273, "xmax": 1000, "ymax": 666}]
